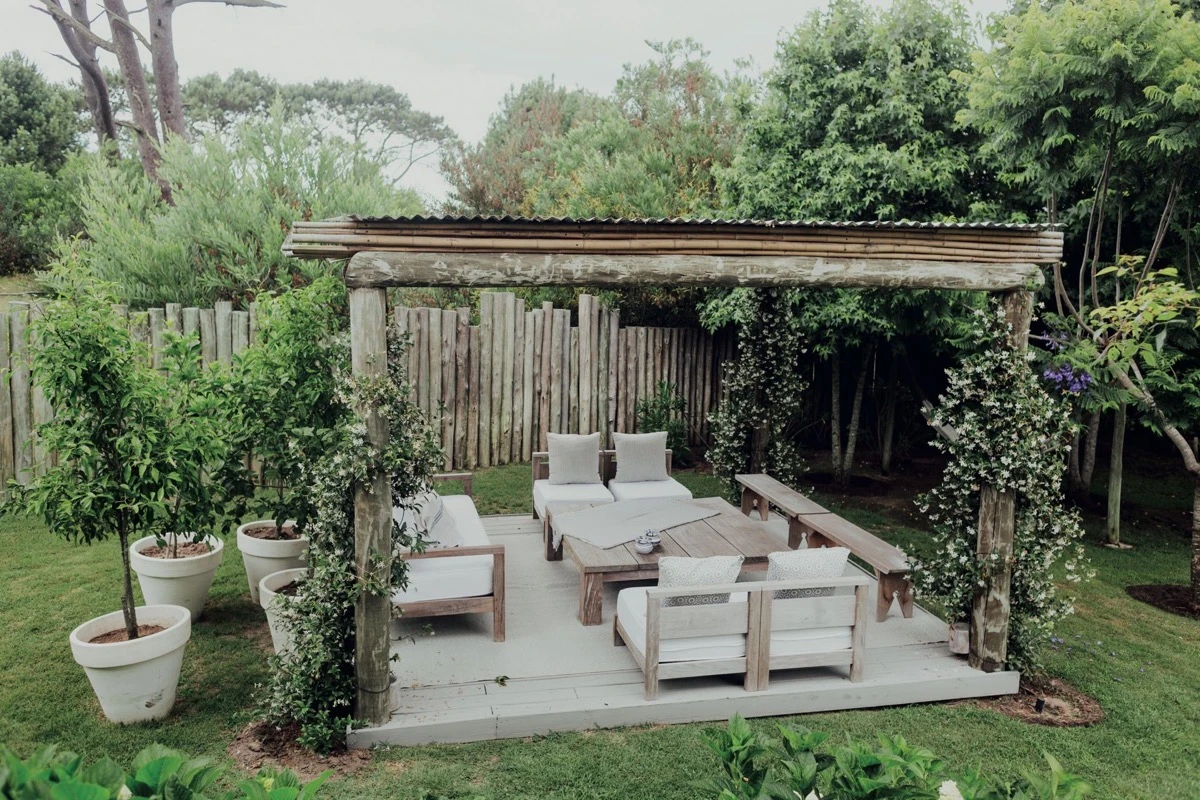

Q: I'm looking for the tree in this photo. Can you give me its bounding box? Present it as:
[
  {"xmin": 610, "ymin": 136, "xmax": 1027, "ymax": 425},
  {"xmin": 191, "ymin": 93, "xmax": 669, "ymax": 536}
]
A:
[
  {"xmin": 71, "ymin": 107, "xmax": 423, "ymax": 307},
  {"xmin": 182, "ymin": 70, "xmax": 456, "ymax": 180},
  {"xmin": 0, "ymin": 161, "xmax": 85, "ymax": 274},
  {"xmin": 0, "ymin": 52, "xmax": 81, "ymax": 173}
]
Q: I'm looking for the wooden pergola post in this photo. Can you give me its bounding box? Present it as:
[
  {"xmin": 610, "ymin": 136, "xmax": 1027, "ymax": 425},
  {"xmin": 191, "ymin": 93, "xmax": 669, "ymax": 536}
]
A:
[
  {"xmin": 349, "ymin": 287, "xmax": 393, "ymax": 724},
  {"xmin": 969, "ymin": 289, "xmax": 1033, "ymax": 672}
]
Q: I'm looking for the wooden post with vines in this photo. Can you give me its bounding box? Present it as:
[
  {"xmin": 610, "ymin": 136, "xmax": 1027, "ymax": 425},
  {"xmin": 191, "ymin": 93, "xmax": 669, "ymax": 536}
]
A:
[
  {"xmin": 970, "ymin": 289, "xmax": 1033, "ymax": 672},
  {"xmin": 349, "ymin": 287, "xmax": 393, "ymax": 724}
]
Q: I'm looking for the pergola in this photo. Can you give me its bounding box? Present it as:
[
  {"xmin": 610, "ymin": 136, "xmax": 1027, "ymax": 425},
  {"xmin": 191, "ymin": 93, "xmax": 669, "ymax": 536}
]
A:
[{"xmin": 284, "ymin": 215, "xmax": 1063, "ymax": 725}]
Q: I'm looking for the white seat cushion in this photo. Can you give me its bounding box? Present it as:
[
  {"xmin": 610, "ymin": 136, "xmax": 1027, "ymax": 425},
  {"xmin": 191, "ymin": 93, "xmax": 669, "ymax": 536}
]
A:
[
  {"xmin": 608, "ymin": 478, "xmax": 693, "ymax": 503},
  {"xmin": 533, "ymin": 479, "xmax": 615, "ymax": 518},
  {"xmin": 393, "ymin": 496, "xmax": 493, "ymax": 603},
  {"xmin": 617, "ymin": 586, "xmax": 748, "ymax": 662}
]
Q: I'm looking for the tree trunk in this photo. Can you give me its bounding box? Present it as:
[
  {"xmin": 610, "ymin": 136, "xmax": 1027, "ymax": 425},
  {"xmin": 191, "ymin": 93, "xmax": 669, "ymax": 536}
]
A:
[
  {"xmin": 147, "ymin": 0, "xmax": 187, "ymax": 138},
  {"xmin": 1068, "ymin": 430, "xmax": 1083, "ymax": 496},
  {"xmin": 1193, "ymin": 479, "xmax": 1200, "ymax": 611},
  {"xmin": 103, "ymin": 0, "xmax": 171, "ymax": 201},
  {"xmin": 830, "ymin": 351, "xmax": 842, "ymax": 481},
  {"xmin": 880, "ymin": 352, "xmax": 898, "ymax": 476},
  {"xmin": 118, "ymin": 526, "xmax": 139, "ymax": 639},
  {"xmin": 841, "ymin": 346, "xmax": 872, "ymax": 490},
  {"xmin": 1081, "ymin": 410, "xmax": 1101, "ymax": 492},
  {"xmin": 1106, "ymin": 404, "xmax": 1127, "ymax": 547},
  {"xmin": 54, "ymin": 0, "xmax": 118, "ymax": 145}
]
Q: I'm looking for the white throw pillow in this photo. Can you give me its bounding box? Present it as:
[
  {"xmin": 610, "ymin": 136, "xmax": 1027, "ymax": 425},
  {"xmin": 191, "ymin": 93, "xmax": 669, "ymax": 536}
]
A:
[
  {"xmin": 548, "ymin": 432, "xmax": 602, "ymax": 485},
  {"xmin": 613, "ymin": 431, "xmax": 669, "ymax": 483},
  {"xmin": 767, "ymin": 547, "xmax": 850, "ymax": 599},
  {"xmin": 658, "ymin": 555, "xmax": 744, "ymax": 607},
  {"xmin": 395, "ymin": 491, "xmax": 463, "ymax": 549}
]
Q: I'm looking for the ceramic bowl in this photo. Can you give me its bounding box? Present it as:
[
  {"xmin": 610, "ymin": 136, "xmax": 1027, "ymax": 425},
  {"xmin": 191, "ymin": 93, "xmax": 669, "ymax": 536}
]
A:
[
  {"xmin": 643, "ymin": 529, "xmax": 662, "ymax": 544},
  {"xmin": 634, "ymin": 539, "xmax": 655, "ymax": 555}
]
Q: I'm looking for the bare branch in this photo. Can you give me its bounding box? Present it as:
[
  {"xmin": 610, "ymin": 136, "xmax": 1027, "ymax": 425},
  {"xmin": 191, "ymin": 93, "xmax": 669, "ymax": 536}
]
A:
[
  {"xmin": 105, "ymin": 6, "xmax": 153, "ymax": 49},
  {"xmin": 173, "ymin": 0, "xmax": 283, "ymax": 7},
  {"xmin": 1111, "ymin": 366, "xmax": 1200, "ymax": 476},
  {"xmin": 32, "ymin": 1, "xmax": 114, "ymax": 51},
  {"xmin": 47, "ymin": 50, "xmax": 81, "ymax": 69}
]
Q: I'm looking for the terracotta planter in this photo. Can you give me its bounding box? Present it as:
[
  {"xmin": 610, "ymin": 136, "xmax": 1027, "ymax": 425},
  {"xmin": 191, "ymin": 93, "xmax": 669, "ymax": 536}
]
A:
[
  {"xmin": 236, "ymin": 520, "xmax": 306, "ymax": 604},
  {"xmin": 949, "ymin": 621, "xmax": 970, "ymax": 655},
  {"xmin": 69, "ymin": 604, "xmax": 191, "ymax": 724},
  {"xmin": 130, "ymin": 534, "xmax": 224, "ymax": 622},
  {"xmin": 259, "ymin": 568, "xmax": 307, "ymax": 659}
]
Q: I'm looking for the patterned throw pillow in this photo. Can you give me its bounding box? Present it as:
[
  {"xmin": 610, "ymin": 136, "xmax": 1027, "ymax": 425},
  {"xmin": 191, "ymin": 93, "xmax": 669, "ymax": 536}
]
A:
[
  {"xmin": 613, "ymin": 431, "xmax": 669, "ymax": 483},
  {"xmin": 658, "ymin": 555, "xmax": 744, "ymax": 607},
  {"xmin": 548, "ymin": 432, "xmax": 602, "ymax": 485},
  {"xmin": 767, "ymin": 547, "xmax": 851, "ymax": 600}
]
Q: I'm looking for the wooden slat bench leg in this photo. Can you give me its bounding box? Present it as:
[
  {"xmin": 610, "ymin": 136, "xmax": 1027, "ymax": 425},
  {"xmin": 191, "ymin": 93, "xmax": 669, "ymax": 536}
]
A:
[
  {"xmin": 787, "ymin": 517, "xmax": 806, "ymax": 549},
  {"xmin": 543, "ymin": 518, "xmax": 563, "ymax": 561},
  {"xmin": 876, "ymin": 571, "xmax": 914, "ymax": 622},
  {"xmin": 613, "ymin": 615, "xmax": 625, "ymax": 647},
  {"xmin": 740, "ymin": 486, "xmax": 756, "ymax": 516},
  {"xmin": 579, "ymin": 572, "xmax": 604, "ymax": 625},
  {"xmin": 492, "ymin": 549, "xmax": 506, "ymax": 642},
  {"xmin": 807, "ymin": 530, "xmax": 837, "ymax": 550}
]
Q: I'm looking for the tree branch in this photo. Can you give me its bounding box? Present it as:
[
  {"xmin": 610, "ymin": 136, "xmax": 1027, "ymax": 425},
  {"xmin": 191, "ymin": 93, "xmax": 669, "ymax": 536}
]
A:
[
  {"xmin": 32, "ymin": 1, "xmax": 114, "ymax": 51},
  {"xmin": 172, "ymin": 0, "xmax": 284, "ymax": 7},
  {"xmin": 1110, "ymin": 367, "xmax": 1200, "ymax": 476}
]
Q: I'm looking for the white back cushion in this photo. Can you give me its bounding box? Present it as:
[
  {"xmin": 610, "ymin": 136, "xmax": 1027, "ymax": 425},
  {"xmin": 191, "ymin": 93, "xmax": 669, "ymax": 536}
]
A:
[
  {"xmin": 658, "ymin": 555, "xmax": 743, "ymax": 607},
  {"xmin": 548, "ymin": 432, "xmax": 602, "ymax": 485},
  {"xmin": 767, "ymin": 547, "xmax": 850, "ymax": 599},
  {"xmin": 614, "ymin": 431, "xmax": 669, "ymax": 483}
]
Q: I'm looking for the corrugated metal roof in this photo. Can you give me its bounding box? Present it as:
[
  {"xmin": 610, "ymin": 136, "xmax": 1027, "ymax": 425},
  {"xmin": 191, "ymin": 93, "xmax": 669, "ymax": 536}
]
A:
[{"xmin": 335, "ymin": 214, "xmax": 1059, "ymax": 232}]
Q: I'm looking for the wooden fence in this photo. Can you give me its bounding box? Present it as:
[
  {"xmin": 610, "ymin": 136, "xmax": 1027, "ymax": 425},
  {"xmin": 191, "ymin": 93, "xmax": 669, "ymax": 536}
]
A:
[
  {"xmin": 395, "ymin": 292, "xmax": 733, "ymax": 470},
  {"xmin": 0, "ymin": 293, "xmax": 732, "ymax": 486}
]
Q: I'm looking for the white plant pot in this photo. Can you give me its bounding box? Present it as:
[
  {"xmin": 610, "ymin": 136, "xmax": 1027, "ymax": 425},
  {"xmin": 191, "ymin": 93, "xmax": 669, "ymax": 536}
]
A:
[
  {"xmin": 130, "ymin": 534, "xmax": 224, "ymax": 622},
  {"xmin": 259, "ymin": 568, "xmax": 307, "ymax": 659},
  {"xmin": 949, "ymin": 621, "xmax": 971, "ymax": 655},
  {"xmin": 69, "ymin": 604, "xmax": 191, "ymax": 724},
  {"xmin": 237, "ymin": 520, "xmax": 306, "ymax": 604}
]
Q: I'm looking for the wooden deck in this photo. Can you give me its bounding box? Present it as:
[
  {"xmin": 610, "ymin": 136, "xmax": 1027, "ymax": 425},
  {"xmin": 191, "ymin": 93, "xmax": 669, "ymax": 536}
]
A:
[{"xmin": 351, "ymin": 514, "xmax": 1018, "ymax": 748}]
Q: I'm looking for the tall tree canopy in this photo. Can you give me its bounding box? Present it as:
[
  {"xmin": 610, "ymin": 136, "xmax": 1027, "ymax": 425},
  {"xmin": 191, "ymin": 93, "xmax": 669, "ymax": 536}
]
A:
[
  {"xmin": 0, "ymin": 52, "xmax": 81, "ymax": 173},
  {"xmin": 720, "ymin": 0, "xmax": 986, "ymax": 221}
]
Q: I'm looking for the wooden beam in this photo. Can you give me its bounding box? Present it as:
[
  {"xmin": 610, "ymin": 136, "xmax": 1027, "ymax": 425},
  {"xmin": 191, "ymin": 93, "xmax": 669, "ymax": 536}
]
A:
[
  {"xmin": 350, "ymin": 287, "xmax": 393, "ymax": 725},
  {"xmin": 969, "ymin": 289, "xmax": 1033, "ymax": 673},
  {"xmin": 345, "ymin": 252, "xmax": 1044, "ymax": 292}
]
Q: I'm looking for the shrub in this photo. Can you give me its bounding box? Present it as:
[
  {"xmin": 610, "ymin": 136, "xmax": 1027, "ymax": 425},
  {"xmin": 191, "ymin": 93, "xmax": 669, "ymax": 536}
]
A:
[
  {"xmin": 0, "ymin": 162, "xmax": 82, "ymax": 274},
  {"xmin": 636, "ymin": 380, "xmax": 692, "ymax": 467},
  {"xmin": 701, "ymin": 715, "xmax": 1091, "ymax": 799}
]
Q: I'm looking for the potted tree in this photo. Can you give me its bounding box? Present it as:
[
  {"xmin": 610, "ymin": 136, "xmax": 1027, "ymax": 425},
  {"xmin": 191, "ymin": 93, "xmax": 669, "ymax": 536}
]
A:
[
  {"xmin": 129, "ymin": 333, "xmax": 254, "ymax": 621},
  {"xmin": 232, "ymin": 277, "xmax": 348, "ymax": 603},
  {"xmin": 8, "ymin": 264, "xmax": 195, "ymax": 723}
]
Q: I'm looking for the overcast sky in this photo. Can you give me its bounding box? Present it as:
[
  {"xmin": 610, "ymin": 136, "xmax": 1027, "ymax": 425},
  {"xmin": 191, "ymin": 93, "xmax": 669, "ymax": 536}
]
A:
[{"xmin": 1, "ymin": 0, "xmax": 1008, "ymax": 202}]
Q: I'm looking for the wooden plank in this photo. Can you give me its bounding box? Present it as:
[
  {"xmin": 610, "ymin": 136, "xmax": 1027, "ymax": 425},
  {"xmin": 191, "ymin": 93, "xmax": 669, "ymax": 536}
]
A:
[
  {"xmin": 596, "ymin": 308, "xmax": 608, "ymax": 440},
  {"xmin": 441, "ymin": 310, "xmax": 457, "ymax": 469},
  {"xmin": 350, "ymin": 288, "xmax": 392, "ymax": 724},
  {"xmin": 616, "ymin": 328, "xmax": 627, "ymax": 434},
  {"xmin": 344, "ymin": 252, "xmax": 1046, "ymax": 291},
  {"xmin": 531, "ymin": 308, "xmax": 544, "ymax": 457},
  {"xmin": 512, "ymin": 299, "xmax": 525, "ymax": 463},
  {"xmin": 428, "ymin": 307, "xmax": 443, "ymax": 428},
  {"xmin": 659, "ymin": 600, "xmax": 750, "ymax": 638},
  {"xmin": 231, "ymin": 310, "xmax": 250, "ymax": 355},
  {"xmin": 500, "ymin": 293, "xmax": 515, "ymax": 463},
  {"xmin": 492, "ymin": 293, "xmax": 507, "ymax": 463},
  {"xmin": 148, "ymin": 307, "xmax": 165, "ymax": 369},
  {"xmin": 468, "ymin": 324, "xmax": 481, "ymax": 469},
  {"xmin": 569, "ymin": 327, "xmax": 579, "ymax": 434},
  {"xmin": 701, "ymin": 331, "xmax": 714, "ymax": 440},
  {"xmin": 578, "ymin": 294, "xmax": 593, "ymax": 434},
  {"xmin": 550, "ymin": 309, "xmax": 565, "ymax": 435},
  {"xmin": 0, "ymin": 317, "xmax": 13, "ymax": 498},
  {"xmin": 770, "ymin": 595, "xmax": 858, "ymax": 630},
  {"xmin": 248, "ymin": 301, "xmax": 258, "ymax": 344},
  {"xmin": 454, "ymin": 309, "xmax": 470, "ymax": 469},
  {"xmin": 415, "ymin": 307, "xmax": 431, "ymax": 419},
  {"xmin": 521, "ymin": 308, "xmax": 535, "ymax": 461},
  {"xmin": 636, "ymin": 327, "xmax": 648, "ymax": 416},
  {"xmin": 197, "ymin": 308, "xmax": 216, "ymax": 364},
  {"xmin": 735, "ymin": 474, "xmax": 830, "ymax": 516},
  {"xmin": 182, "ymin": 307, "xmax": 200, "ymax": 340},
  {"xmin": 10, "ymin": 307, "xmax": 33, "ymax": 485},
  {"xmin": 215, "ymin": 301, "xmax": 233, "ymax": 365},
  {"xmin": 539, "ymin": 302, "xmax": 553, "ymax": 449},
  {"xmin": 607, "ymin": 309, "xmax": 620, "ymax": 442},
  {"xmin": 26, "ymin": 303, "xmax": 50, "ymax": 474},
  {"xmin": 478, "ymin": 294, "xmax": 493, "ymax": 467},
  {"xmin": 165, "ymin": 302, "xmax": 182, "ymax": 333}
]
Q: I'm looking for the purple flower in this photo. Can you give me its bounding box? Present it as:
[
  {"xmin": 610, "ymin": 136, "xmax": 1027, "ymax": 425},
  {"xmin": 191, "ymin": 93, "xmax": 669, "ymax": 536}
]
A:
[{"xmin": 1042, "ymin": 363, "xmax": 1094, "ymax": 394}]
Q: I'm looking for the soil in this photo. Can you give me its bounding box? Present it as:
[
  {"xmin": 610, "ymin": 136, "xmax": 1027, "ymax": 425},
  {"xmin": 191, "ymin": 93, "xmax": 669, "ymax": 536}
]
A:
[
  {"xmin": 274, "ymin": 580, "xmax": 303, "ymax": 597},
  {"xmin": 244, "ymin": 522, "xmax": 300, "ymax": 541},
  {"xmin": 89, "ymin": 624, "xmax": 166, "ymax": 644},
  {"xmin": 140, "ymin": 541, "xmax": 213, "ymax": 559},
  {"xmin": 974, "ymin": 676, "xmax": 1104, "ymax": 727},
  {"xmin": 228, "ymin": 722, "xmax": 371, "ymax": 780},
  {"xmin": 1126, "ymin": 584, "xmax": 1200, "ymax": 620}
]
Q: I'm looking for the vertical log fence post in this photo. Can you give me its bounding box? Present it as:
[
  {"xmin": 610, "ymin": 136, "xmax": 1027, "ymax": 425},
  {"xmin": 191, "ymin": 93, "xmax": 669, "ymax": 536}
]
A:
[
  {"xmin": 349, "ymin": 287, "xmax": 392, "ymax": 724},
  {"xmin": 969, "ymin": 289, "xmax": 1033, "ymax": 672}
]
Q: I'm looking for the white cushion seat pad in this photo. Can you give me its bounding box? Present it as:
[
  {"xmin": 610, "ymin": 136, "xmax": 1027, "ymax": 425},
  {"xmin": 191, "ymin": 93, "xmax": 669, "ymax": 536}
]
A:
[
  {"xmin": 608, "ymin": 477, "xmax": 693, "ymax": 503},
  {"xmin": 393, "ymin": 496, "xmax": 493, "ymax": 603},
  {"xmin": 617, "ymin": 587, "xmax": 855, "ymax": 662},
  {"xmin": 533, "ymin": 479, "xmax": 616, "ymax": 518}
]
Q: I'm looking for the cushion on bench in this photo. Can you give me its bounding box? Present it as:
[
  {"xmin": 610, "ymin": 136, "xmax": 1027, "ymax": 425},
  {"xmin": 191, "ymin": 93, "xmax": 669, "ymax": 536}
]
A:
[
  {"xmin": 533, "ymin": 479, "xmax": 616, "ymax": 518},
  {"xmin": 393, "ymin": 495, "xmax": 493, "ymax": 603},
  {"xmin": 608, "ymin": 477, "xmax": 693, "ymax": 503}
]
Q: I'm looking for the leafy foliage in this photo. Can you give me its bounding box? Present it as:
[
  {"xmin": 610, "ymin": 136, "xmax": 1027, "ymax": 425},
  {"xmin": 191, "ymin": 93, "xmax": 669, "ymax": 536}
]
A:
[
  {"xmin": 259, "ymin": 329, "xmax": 443, "ymax": 752},
  {"xmin": 915, "ymin": 305, "xmax": 1092, "ymax": 672},
  {"xmin": 0, "ymin": 161, "xmax": 84, "ymax": 274},
  {"xmin": 0, "ymin": 52, "xmax": 81, "ymax": 174},
  {"xmin": 704, "ymin": 289, "xmax": 808, "ymax": 496},
  {"xmin": 700, "ymin": 715, "xmax": 1091, "ymax": 799},
  {"xmin": 69, "ymin": 107, "xmax": 422, "ymax": 307},
  {"xmin": 636, "ymin": 380, "xmax": 692, "ymax": 468},
  {"xmin": 0, "ymin": 742, "xmax": 331, "ymax": 799}
]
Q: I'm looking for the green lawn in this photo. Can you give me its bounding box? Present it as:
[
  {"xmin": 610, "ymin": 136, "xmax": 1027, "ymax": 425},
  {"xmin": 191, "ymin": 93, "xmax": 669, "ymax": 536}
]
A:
[{"xmin": 2, "ymin": 463, "xmax": 1197, "ymax": 799}]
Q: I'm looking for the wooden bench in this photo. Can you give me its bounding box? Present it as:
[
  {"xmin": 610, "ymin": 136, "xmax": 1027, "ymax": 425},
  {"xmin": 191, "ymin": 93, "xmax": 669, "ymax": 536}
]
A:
[{"xmin": 735, "ymin": 473, "xmax": 914, "ymax": 623}]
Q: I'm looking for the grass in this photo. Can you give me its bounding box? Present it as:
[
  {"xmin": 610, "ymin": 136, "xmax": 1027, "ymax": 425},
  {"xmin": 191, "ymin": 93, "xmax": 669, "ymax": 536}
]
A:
[{"xmin": 2, "ymin": 461, "xmax": 1198, "ymax": 799}]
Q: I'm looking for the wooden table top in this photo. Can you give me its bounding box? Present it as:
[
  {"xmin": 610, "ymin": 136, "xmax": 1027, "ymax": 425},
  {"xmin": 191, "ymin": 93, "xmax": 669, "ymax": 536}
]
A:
[{"xmin": 555, "ymin": 496, "xmax": 787, "ymax": 574}]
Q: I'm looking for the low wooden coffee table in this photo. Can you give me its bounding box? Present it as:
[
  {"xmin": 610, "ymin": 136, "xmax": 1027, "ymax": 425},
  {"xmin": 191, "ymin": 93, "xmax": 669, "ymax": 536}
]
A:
[{"xmin": 551, "ymin": 496, "xmax": 788, "ymax": 625}]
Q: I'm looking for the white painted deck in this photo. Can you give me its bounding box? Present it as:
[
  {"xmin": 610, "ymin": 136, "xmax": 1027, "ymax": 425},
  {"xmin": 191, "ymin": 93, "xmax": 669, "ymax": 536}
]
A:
[{"xmin": 351, "ymin": 513, "xmax": 1018, "ymax": 747}]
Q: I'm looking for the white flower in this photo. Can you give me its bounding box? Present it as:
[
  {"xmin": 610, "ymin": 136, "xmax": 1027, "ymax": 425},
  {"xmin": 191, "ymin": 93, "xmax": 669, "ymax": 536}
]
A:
[
  {"xmin": 117, "ymin": 787, "xmax": 132, "ymax": 800},
  {"xmin": 939, "ymin": 780, "xmax": 964, "ymax": 800}
]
